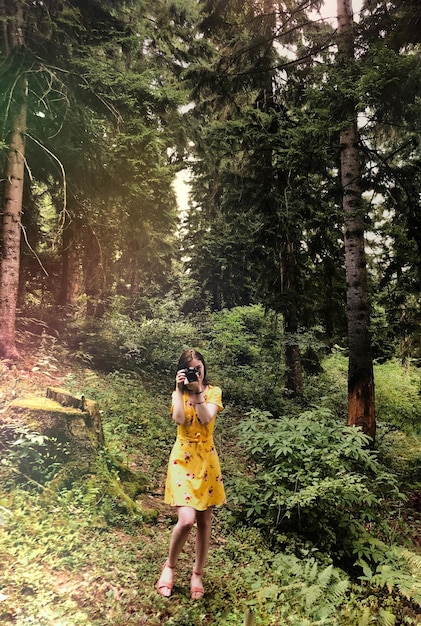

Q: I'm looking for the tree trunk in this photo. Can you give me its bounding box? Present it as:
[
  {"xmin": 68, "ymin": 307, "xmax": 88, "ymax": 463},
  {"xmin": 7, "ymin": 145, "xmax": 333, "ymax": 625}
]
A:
[
  {"xmin": 0, "ymin": 1, "xmax": 26, "ymax": 359},
  {"xmin": 337, "ymin": 0, "xmax": 376, "ymax": 441},
  {"xmin": 261, "ymin": 0, "xmax": 303, "ymax": 396},
  {"xmin": 281, "ymin": 239, "xmax": 303, "ymax": 395},
  {"xmin": 2, "ymin": 387, "xmax": 147, "ymax": 511},
  {"xmin": 0, "ymin": 75, "xmax": 27, "ymax": 358},
  {"xmin": 58, "ymin": 215, "xmax": 80, "ymax": 306}
]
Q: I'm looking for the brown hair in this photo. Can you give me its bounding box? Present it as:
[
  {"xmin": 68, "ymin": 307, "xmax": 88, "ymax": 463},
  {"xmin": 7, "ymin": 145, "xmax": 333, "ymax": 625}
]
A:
[{"xmin": 177, "ymin": 349, "xmax": 208, "ymax": 386}]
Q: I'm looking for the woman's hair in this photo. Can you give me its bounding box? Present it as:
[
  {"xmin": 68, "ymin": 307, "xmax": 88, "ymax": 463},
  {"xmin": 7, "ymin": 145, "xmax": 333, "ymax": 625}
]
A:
[{"xmin": 177, "ymin": 349, "xmax": 208, "ymax": 385}]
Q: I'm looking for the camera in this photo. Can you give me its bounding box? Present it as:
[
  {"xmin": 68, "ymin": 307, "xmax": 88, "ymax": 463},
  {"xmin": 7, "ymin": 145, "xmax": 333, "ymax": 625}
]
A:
[{"xmin": 184, "ymin": 366, "xmax": 199, "ymax": 382}]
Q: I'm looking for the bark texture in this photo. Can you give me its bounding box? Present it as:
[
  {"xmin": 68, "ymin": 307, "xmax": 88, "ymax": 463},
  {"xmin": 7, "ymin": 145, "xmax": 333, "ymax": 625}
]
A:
[
  {"xmin": 58, "ymin": 216, "xmax": 81, "ymax": 306},
  {"xmin": 0, "ymin": 1, "xmax": 27, "ymax": 358},
  {"xmin": 0, "ymin": 76, "xmax": 27, "ymax": 358},
  {"xmin": 337, "ymin": 0, "xmax": 376, "ymax": 441}
]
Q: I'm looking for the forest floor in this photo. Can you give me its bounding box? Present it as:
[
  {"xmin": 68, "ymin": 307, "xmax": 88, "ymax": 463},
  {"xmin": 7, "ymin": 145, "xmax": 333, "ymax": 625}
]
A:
[
  {"xmin": 1, "ymin": 345, "xmax": 421, "ymax": 625},
  {"xmin": 0, "ymin": 347, "xmax": 265, "ymax": 626}
]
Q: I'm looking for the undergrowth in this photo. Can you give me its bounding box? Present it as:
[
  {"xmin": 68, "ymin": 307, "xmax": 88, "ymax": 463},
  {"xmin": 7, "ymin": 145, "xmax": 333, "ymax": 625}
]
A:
[{"xmin": 1, "ymin": 313, "xmax": 421, "ymax": 625}]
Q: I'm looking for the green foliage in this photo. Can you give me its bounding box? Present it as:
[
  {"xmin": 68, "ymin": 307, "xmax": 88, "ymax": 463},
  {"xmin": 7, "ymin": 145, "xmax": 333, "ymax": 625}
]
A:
[
  {"xmin": 69, "ymin": 304, "xmax": 292, "ymax": 414},
  {"xmin": 377, "ymin": 429, "xmax": 421, "ymax": 487},
  {"xmin": 263, "ymin": 553, "xmax": 350, "ymax": 623},
  {"xmin": 359, "ymin": 544, "xmax": 421, "ymax": 607},
  {"xmin": 309, "ymin": 348, "xmax": 348, "ymax": 418},
  {"xmin": 369, "ymin": 302, "xmax": 400, "ymax": 362},
  {"xmin": 101, "ymin": 310, "xmax": 198, "ymax": 379},
  {"xmin": 374, "ymin": 360, "xmax": 421, "ymax": 434},
  {"xmin": 206, "ymin": 305, "xmax": 285, "ymax": 410},
  {"xmin": 1, "ymin": 338, "xmax": 421, "ymax": 624},
  {"xmin": 231, "ymin": 408, "xmax": 401, "ymax": 561},
  {"xmin": 1, "ymin": 426, "xmax": 70, "ymax": 484},
  {"xmin": 64, "ymin": 305, "xmax": 198, "ymax": 376},
  {"xmin": 1, "ymin": 0, "xmax": 190, "ymax": 316},
  {"xmin": 61, "ymin": 366, "xmax": 176, "ymax": 481}
]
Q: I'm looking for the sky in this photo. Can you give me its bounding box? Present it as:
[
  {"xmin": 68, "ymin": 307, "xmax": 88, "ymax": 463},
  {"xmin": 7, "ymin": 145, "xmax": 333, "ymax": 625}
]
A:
[{"xmin": 315, "ymin": 0, "xmax": 364, "ymax": 22}]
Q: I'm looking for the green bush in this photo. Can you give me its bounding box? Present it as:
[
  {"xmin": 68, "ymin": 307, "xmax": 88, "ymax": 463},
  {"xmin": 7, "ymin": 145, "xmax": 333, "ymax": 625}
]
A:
[
  {"xmin": 315, "ymin": 352, "xmax": 421, "ymax": 434},
  {"xmin": 205, "ymin": 305, "xmax": 286, "ymax": 412},
  {"xmin": 308, "ymin": 349, "xmax": 348, "ymax": 419},
  {"xmin": 230, "ymin": 408, "xmax": 402, "ymax": 563},
  {"xmin": 374, "ymin": 359, "xmax": 421, "ymax": 434},
  {"xmin": 1, "ymin": 426, "xmax": 70, "ymax": 485},
  {"xmin": 94, "ymin": 310, "xmax": 199, "ymax": 378}
]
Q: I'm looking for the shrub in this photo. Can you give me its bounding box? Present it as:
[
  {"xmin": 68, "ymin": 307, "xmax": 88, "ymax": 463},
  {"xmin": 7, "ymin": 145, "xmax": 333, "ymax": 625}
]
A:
[
  {"xmin": 308, "ymin": 349, "xmax": 348, "ymax": 419},
  {"xmin": 374, "ymin": 359, "xmax": 421, "ymax": 434},
  {"xmin": 1, "ymin": 426, "xmax": 70, "ymax": 485},
  {"xmin": 230, "ymin": 408, "xmax": 402, "ymax": 563},
  {"xmin": 205, "ymin": 305, "xmax": 286, "ymax": 412},
  {"xmin": 87, "ymin": 310, "xmax": 199, "ymax": 378}
]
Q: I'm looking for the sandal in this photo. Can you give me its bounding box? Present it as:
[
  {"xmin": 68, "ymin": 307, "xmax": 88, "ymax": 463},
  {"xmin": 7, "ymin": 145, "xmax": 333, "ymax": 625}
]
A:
[
  {"xmin": 156, "ymin": 562, "xmax": 175, "ymax": 598},
  {"xmin": 190, "ymin": 570, "xmax": 204, "ymax": 600}
]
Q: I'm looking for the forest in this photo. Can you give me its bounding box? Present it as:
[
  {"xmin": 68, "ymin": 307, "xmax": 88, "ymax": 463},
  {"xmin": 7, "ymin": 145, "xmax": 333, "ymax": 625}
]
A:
[{"xmin": 0, "ymin": 0, "xmax": 421, "ymax": 624}]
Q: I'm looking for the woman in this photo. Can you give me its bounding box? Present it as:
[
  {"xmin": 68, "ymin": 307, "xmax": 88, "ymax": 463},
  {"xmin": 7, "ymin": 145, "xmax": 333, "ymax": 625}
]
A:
[{"xmin": 156, "ymin": 349, "xmax": 226, "ymax": 600}]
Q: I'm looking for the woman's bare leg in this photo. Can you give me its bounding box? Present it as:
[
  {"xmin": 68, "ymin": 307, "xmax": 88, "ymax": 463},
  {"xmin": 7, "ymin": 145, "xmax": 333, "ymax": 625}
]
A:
[
  {"xmin": 157, "ymin": 506, "xmax": 196, "ymax": 597},
  {"xmin": 191, "ymin": 507, "xmax": 213, "ymax": 599}
]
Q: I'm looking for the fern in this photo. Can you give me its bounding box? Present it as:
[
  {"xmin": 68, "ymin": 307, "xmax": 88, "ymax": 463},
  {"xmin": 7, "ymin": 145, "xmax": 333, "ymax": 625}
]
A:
[
  {"xmin": 272, "ymin": 554, "xmax": 350, "ymax": 621},
  {"xmin": 303, "ymin": 584, "xmax": 323, "ymax": 608},
  {"xmin": 375, "ymin": 547, "xmax": 421, "ymax": 605},
  {"xmin": 317, "ymin": 564, "xmax": 335, "ymax": 589},
  {"xmin": 357, "ymin": 608, "xmax": 372, "ymax": 626},
  {"xmin": 379, "ymin": 609, "xmax": 396, "ymax": 626},
  {"xmin": 329, "ymin": 579, "xmax": 349, "ymax": 603},
  {"xmin": 401, "ymin": 548, "xmax": 421, "ymax": 572}
]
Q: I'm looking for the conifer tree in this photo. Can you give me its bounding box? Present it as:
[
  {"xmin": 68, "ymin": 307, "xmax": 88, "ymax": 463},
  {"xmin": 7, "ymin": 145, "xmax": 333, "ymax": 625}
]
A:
[
  {"xmin": 182, "ymin": 0, "xmax": 342, "ymax": 394},
  {"xmin": 337, "ymin": 0, "xmax": 375, "ymax": 440},
  {"xmin": 0, "ymin": 0, "xmax": 27, "ymax": 358},
  {"xmin": 358, "ymin": 0, "xmax": 421, "ymax": 363},
  {"xmin": 0, "ymin": 0, "xmax": 192, "ymax": 352}
]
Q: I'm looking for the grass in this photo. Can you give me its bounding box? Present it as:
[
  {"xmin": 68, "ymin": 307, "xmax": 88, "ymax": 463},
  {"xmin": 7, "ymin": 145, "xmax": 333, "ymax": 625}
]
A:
[{"xmin": 1, "ymin": 345, "xmax": 421, "ymax": 625}]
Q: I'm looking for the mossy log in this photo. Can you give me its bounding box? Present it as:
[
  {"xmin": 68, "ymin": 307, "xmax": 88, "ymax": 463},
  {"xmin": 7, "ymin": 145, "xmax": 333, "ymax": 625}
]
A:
[
  {"xmin": 5, "ymin": 387, "xmax": 104, "ymax": 463},
  {"xmin": 2, "ymin": 387, "xmax": 150, "ymax": 516},
  {"xmin": 46, "ymin": 386, "xmax": 105, "ymax": 448}
]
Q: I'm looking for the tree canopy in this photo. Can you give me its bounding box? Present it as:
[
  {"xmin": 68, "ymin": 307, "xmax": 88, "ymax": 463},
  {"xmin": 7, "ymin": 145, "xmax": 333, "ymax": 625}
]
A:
[{"xmin": 0, "ymin": 0, "xmax": 420, "ymax": 430}]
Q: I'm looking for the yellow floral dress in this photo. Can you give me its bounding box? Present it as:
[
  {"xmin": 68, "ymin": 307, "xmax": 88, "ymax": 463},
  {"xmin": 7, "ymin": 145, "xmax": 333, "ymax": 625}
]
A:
[{"xmin": 164, "ymin": 385, "xmax": 226, "ymax": 511}]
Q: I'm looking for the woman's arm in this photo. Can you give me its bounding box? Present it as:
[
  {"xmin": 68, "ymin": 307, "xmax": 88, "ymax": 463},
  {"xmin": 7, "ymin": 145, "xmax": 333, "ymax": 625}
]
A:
[
  {"xmin": 192, "ymin": 384, "xmax": 222, "ymax": 425},
  {"xmin": 172, "ymin": 388, "xmax": 186, "ymax": 424},
  {"xmin": 195, "ymin": 399, "xmax": 218, "ymax": 425}
]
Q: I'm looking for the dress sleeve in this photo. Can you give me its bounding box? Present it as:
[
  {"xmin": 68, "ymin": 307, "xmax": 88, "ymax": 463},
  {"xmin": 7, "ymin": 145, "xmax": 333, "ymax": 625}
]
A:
[{"xmin": 206, "ymin": 386, "xmax": 223, "ymax": 412}]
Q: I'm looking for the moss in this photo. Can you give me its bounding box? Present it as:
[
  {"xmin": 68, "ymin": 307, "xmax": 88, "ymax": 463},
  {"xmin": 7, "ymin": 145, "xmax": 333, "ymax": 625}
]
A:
[
  {"xmin": 8, "ymin": 396, "xmax": 83, "ymax": 424},
  {"xmin": 50, "ymin": 454, "xmax": 149, "ymax": 518},
  {"xmin": 115, "ymin": 467, "xmax": 148, "ymax": 500},
  {"xmin": 5, "ymin": 393, "xmax": 148, "ymax": 521},
  {"xmin": 140, "ymin": 508, "xmax": 159, "ymax": 524},
  {"xmin": 9, "ymin": 396, "xmax": 83, "ymax": 417},
  {"xmin": 47, "ymin": 462, "xmax": 90, "ymax": 492},
  {"xmin": 106, "ymin": 459, "xmax": 149, "ymax": 514},
  {"xmin": 89, "ymin": 460, "xmax": 144, "ymax": 516}
]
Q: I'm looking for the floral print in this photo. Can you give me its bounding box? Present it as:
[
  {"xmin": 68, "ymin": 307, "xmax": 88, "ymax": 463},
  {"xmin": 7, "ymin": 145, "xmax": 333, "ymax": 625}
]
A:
[{"xmin": 164, "ymin": 385, "xmax": 226, "ymax": 511}]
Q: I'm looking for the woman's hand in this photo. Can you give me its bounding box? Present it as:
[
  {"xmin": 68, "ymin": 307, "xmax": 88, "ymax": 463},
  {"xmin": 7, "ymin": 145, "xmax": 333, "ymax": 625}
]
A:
[
  {"xmin": 175, "ymin": 369, "xmax": 187, "ymax": 391},
  {"xmin": 187, "ymin": 378, "xmax": 202, "ymax": 394},
  {"xmin": 175, "ymin": 368, "xmax": 202, "ymax": 394}
]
